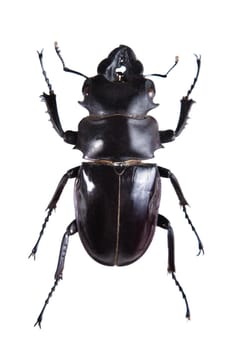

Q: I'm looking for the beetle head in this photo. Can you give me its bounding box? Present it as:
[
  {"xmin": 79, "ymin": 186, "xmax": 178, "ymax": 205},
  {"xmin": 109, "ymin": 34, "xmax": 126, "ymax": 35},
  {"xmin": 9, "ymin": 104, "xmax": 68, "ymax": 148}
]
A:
[
  {"xmin": 79, "ymin": 45, "xmax": 158, "ymax": 117},
  {"xmin": 97, "ymin": 45, "xmax": 143, "ymax": 82}
]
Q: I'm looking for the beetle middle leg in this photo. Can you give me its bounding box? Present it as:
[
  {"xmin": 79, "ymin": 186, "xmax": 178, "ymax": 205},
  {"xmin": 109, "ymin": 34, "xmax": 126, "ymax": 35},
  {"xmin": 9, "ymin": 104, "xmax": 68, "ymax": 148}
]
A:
[
  {"xmin": 29, "ymin": 166, "xmax": 80, "ymax": 259},
  {"xmin": 34, "ymin": 220, "xmax": 77, "ymax": 328},
  {"xmin": 157, "ymin": 214, "xmax": 190, "ymax": 319},
  {"xmin": 158, "ymin": 166, "xmax": 204, "ymax": 255}
]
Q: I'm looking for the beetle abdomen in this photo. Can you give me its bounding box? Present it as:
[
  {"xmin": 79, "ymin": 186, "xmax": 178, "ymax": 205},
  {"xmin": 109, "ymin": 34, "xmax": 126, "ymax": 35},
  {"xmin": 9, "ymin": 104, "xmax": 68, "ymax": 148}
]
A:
[{"xmin": 74, "ymin": 163, "xmax": 161, "ymax": 266}]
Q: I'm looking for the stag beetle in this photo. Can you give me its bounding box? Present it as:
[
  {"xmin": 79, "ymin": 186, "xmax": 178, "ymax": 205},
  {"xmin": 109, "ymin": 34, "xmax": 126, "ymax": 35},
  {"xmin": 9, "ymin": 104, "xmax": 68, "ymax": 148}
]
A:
[{"xmin": 29, "ymin": 43, "xmax": 203, "ymax": 327}]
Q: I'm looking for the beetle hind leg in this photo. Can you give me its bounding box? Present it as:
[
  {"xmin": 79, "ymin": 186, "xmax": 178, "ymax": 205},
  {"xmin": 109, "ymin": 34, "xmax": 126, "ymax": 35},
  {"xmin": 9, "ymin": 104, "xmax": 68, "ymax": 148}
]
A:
[
  {"xmin": 157, "ymin": 214, "xmax": 190, "ymax": 319},
  {"xmin": 34, "ymin": 220, "xmax": 77, "ymax": 328}
]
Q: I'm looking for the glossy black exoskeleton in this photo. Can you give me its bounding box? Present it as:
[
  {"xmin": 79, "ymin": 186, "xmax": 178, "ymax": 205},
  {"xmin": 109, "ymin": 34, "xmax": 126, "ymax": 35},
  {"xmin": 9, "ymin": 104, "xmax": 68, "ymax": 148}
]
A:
[{"xmin": 29, "ymin": 44, "xmax": 203, "ymax": 327}]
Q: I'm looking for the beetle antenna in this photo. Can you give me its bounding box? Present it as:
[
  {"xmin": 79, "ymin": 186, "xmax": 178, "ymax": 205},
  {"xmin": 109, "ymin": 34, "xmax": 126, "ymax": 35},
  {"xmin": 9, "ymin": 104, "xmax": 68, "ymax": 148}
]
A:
[
  {"xmin": 54, "ymin": 42, "xmax": 88, "ymax": 79},
  {"xmin": 38, "ymin": 50, "xmax": 53, "ymax": 93},
  {"xmin": 146, "ymin": 56, "xmax": 179, "ymax": 78},
  {"xmin": 186, "ymin": 55, "xmax": 201, "ymax": 98}
]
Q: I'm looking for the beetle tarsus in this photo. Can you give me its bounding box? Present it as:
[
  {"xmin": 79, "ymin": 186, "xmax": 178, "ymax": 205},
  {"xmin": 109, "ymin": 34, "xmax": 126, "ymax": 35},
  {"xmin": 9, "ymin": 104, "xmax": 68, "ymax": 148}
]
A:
[
  {"xmin": 34, "ymin": 220, "xmax": 77, "ymax": 327},
  {"xmin": 171, "ymin": 272, "xmax": 190, "ymax": 320},
  {"xmin": 38, "ymin": 50, "xmax": 53, "ymax": 93},
  {"xmin": 186, "ymin": 55, "xmax": 201, "ymax": 98},
  {"xmin": 182, "ymin": 206, "xmax": 204, "ymax": 255},
  {"xmin": 175, "ymin": 55, "xmax": 201, "ymax": 137},
  {"xmin": 34, "ymin": 279, "xmax": 60, "ymax": 328},
  {"xmin": 28, "ymin": 208, "xmax": 53, "ymax": 259}
]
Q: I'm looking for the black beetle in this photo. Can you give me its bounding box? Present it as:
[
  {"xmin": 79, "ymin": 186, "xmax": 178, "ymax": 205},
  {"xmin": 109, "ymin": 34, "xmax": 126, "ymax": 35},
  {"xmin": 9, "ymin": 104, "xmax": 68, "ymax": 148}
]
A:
[{"xmin": 29, "ymin": 44, "xmax": 203, "ymax": 327}]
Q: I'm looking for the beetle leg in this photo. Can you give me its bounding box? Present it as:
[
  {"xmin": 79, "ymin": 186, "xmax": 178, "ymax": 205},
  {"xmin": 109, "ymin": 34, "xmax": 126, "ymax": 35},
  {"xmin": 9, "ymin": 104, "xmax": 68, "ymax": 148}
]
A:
[
  {"xmin": 29, "ymin": 167, "xmax": 80, "ymax": 259},
  {"xmin": 34, "ymin": 220, "xmax": 77, "ymax": 328},
  {"xmin": 157, "ymin": 214, "xmax": 190, "ymax": 319},
  {"xmin": 158, "ymin": 166, "xmax": 188, "ymax": 206},
  {"xmin": 159, "ymin": 55, "xmax": 201, "ymax": 143},
  {"xmin": 157, "ymin": 214, "xmax": 175, "ymax": 273},
  {"xmin": 158, "ymin": 166, "xmax": 204, "ymax": 255},
  {"xmin": 38, "ymin": 50, "xmax": 78, "ymax": 145}
]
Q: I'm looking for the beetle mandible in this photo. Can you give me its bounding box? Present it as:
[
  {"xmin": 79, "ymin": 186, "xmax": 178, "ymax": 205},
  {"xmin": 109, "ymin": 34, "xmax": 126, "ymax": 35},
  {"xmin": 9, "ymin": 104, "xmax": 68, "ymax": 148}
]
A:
[{"xmin": 29, "ymin": 43, "xmax": 204, "ymax": 327}]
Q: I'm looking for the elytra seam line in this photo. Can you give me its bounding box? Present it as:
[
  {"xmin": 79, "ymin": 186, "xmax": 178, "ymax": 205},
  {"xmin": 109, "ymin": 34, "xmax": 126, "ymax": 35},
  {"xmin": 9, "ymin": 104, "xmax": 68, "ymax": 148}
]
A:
[{"xmin": 114, "ymin": 174, "xmax": 121, "ymax": 265}]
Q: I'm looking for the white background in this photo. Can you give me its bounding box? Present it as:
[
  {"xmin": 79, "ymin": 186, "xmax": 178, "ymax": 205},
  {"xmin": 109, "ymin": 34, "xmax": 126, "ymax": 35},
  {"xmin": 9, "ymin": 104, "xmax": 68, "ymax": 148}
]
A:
[{"xmin": 1, "ymin": 0, "xmax": 232, "ymax": 349}]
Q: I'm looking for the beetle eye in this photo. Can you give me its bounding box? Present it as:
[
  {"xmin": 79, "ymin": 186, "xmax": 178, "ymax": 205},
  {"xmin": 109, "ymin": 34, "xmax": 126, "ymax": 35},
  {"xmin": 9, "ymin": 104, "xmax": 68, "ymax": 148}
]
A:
[
  {"xmin": 82, "ymin": 82, "xmax": 90, "ymax": 96},
  {"xmin": 83, "ymin": 85, "xmax": 89, "ymax": 96},
  {"xmin": 148, "ymin": 87, "xmax": 155, "ymax": 99}
]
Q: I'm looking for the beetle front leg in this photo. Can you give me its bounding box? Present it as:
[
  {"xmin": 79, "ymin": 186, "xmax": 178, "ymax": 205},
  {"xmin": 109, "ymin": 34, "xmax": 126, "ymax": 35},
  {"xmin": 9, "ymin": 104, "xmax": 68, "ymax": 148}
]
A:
[
  {"xmin": 157, "ymin": 214, "xmax": 190, "ymax": 319},
  {"xmin": 159, "ymin": 93, "xmax": 194, "ymax": 143},
  {"xmin": 34, "ymin": 220, "xmax": 77, "ymax": 328},
  {"xmin": 158, "ymin": 166, "xmax": 204, "ymax": 255},
  {"xmin": 29, "ymin": 167, "xmax": 80, "ymax": 259},
  {"xmin": 38, "ymin": 50, "xmax": 78, "ymax": 145},
  {"xmin": 160, "ymin": 55, "xmax": 201, "ymax": 143}
]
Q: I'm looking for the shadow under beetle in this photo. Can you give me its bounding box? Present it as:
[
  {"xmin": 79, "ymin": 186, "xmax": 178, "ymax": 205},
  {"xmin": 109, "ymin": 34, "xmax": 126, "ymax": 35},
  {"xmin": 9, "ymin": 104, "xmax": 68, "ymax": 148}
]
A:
[{"xmin": 29, "ymin": 43, "xmax": 204, "ymax": 327}]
